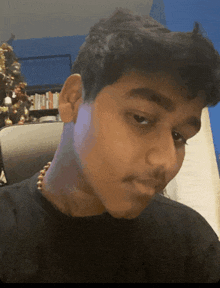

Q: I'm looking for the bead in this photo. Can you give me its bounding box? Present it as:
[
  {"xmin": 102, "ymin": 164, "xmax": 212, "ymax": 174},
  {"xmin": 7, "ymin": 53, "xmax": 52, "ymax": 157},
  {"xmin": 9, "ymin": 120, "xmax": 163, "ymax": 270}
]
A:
[
  {"xmin": 40, "ymin": 170, "xmax": 46, "ymax": 175},
  {"xmin": 37, "ymin": 162, "xmax": 51, "ymax": 190},
  {"xmin": 38, "ymin": 175, "xmax": 44, "ymax": 181}
]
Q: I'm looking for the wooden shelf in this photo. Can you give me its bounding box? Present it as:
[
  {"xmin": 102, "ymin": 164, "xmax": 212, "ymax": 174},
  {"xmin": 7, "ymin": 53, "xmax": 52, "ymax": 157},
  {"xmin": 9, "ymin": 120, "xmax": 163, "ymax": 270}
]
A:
[{"xmin": 26, "ymin": 84, "xmax": 63, "ymax": 95}]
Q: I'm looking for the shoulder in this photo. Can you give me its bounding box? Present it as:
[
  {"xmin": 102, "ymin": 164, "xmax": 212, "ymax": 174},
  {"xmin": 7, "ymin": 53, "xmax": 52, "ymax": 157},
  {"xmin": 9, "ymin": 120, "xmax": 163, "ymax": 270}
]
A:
[
  {"xmin": 0, "ymin": 173, "xmax": 50, "ymax": 251},
  {"xmin": 145, "ymin": 194, "xmax": 219, "ymax": 238},
  {"xmin": 142, "ymin": 194, "xmax": 220, "ymax": 282},
  {"xmin": 0, "ymin": 174, "xmax": 39, "ymax": 238},
  {"xmin": 0, "ymin": 173, "xmax": 45, "ymax": 229},
  {"xmin": 0, "ymin": 174, "xmax": 48, "ymax": 282},
  {"xmin": 0, "ymin": 174, "xmax": 37, "ymax": 212},
  {"xmin": 148, "ymin": 193, "xmax": 216, "ymax": 223}
]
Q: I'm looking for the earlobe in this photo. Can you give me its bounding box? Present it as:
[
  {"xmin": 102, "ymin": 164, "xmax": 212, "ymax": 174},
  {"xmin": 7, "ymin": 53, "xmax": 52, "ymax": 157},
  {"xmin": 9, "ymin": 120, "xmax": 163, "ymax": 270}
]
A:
[{"xmin": 59, "ymin": 74, "xmax": 83, "ymax": 123}]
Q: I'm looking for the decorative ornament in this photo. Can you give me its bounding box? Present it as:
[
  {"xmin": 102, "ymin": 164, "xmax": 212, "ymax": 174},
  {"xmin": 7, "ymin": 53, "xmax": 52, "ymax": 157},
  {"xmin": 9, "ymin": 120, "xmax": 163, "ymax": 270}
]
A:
[
  {"xmin": 24, "ymin": 106, "xmax": 28, "ymax": 115},
  {"xmin": 18, "ymin": 115, "xmax": 25, "ymax": 125},
  {"xmin": 0, "ymin": 106, "xmax": 8, "ymax": 113},
  {"xmin": 4, "ymin": 117, "xmax": 13, "ymax": 126},
  {"xmin": 0, "ymin": 42, "xmax": 30, "ymax": 126}
]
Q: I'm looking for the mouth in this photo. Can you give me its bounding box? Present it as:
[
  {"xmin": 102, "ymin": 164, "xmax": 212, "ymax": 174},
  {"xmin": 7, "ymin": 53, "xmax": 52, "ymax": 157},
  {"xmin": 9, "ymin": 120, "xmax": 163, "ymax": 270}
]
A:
[
  {"xmin": 132, "ymin": 180, "xmax": 156, "ymax": 196},
  {"xmin": 132, "ymin": 176, "xmax": 167, "ymax": 196},
  {"xmin": 135, "ymin": 178, "xmax": 159, "ymax": 187},
  {"xmin": 108, "ymin": 179, "xmax": 163, "ymax": 219},
  {"xmin": 120, "ymin": 180, "xmax": 156, "ymax": 201}
]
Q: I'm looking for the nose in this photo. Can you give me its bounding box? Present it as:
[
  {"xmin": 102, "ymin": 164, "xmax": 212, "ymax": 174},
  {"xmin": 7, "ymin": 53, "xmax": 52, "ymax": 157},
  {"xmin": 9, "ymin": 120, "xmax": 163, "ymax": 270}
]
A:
[{"xmin": 145, "ymin": 131, "xmax": 179, "ymax": 177}]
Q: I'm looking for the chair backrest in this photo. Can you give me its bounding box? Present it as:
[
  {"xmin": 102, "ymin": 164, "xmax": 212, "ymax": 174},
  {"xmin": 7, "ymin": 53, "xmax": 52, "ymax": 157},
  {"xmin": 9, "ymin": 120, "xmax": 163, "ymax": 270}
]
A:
[{"xmin": 0, "ymin": 122, "xmax": 63, "ymax": 185}]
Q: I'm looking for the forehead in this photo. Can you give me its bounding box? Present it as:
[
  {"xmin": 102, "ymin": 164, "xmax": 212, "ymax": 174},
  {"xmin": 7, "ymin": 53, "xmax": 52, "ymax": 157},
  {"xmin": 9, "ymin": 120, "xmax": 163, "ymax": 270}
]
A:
[
  {"xmin": 115, "ymin": 69, "xmax": 191, "ymax": 99},
  {"xmin": 98, "ymin": 69, "xmax": 205, "ymax": 108}
]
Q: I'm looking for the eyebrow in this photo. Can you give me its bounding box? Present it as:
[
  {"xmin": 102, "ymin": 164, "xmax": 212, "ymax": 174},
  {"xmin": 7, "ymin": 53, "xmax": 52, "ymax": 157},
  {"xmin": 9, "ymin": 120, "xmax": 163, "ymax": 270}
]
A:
[
  {"xmin": 126, "ymin": 88, "xmax": 176, "ymax": 112},
  {"xmin": 125, "ymin": 88, "xmax": 201, "ymax": 132}
]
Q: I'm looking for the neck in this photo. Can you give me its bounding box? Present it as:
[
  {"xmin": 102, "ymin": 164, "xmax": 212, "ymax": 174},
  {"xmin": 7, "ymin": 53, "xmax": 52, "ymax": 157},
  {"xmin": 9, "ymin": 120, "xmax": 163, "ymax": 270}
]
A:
[{"xmin": 41, "ymin": 122, "xmax": 106, "ymax": 218}]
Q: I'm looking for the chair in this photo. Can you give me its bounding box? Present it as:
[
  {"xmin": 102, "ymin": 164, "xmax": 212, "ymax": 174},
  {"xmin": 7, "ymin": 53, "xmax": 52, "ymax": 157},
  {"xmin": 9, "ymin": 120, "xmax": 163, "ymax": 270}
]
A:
[{"xmin": 0, "ymin": 122, "xmax": 63, "ymax": 186}]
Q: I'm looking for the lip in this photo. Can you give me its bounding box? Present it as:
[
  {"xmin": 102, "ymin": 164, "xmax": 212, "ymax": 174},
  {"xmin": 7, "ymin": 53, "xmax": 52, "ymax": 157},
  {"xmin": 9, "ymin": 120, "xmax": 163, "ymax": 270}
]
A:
[
  {"xmin": 135, "ymin": 179, "xmax": 159, "ymax": 188},
  {"xmin": 131, "ymin": 179, "xmax": 158, "ymax": 197}
]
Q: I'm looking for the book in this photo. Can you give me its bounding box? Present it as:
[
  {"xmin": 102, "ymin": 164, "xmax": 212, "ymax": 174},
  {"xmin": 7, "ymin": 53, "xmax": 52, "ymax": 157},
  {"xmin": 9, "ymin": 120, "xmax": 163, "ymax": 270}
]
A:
[
  {"xmin": 34, "ymin": 93, "xmax": 40, "ymax": 110},
  {"xmin": 41, "ymin": 94, "xmax": 46, "ymax": 110},
  {"xmin": 49, "ymin": 91, "xmax": 53, "ymax": 109},
  {"xmin": 45, "ymin": 92, "xmax": 49, "ymax": 109},
  {"xmin": 53, "ymin": 92, "xmax": 59, "ymax": 109},
  {"xmin": 28, "ymin": 91, "xmax": 60, "ymax": 111}
]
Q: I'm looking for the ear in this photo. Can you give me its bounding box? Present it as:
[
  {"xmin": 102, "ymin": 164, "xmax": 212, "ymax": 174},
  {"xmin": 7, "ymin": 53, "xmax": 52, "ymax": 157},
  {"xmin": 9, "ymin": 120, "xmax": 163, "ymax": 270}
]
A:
[{"xmin": 59, "ymin": 74, "xmax": 83, "ymax": 123}]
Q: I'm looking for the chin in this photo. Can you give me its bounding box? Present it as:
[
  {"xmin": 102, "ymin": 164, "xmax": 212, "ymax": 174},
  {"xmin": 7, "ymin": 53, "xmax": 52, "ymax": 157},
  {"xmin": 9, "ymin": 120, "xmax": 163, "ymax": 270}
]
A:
[{"xmin": 105, "ymin": 197, "xmax": 149, "ymax": 219}]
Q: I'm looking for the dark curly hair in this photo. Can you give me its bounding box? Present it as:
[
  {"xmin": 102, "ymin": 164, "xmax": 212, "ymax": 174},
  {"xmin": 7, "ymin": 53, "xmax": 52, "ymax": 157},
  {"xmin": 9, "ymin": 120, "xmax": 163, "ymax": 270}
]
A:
[{"xmin": 71, "ymin": 8, "xmax": 220, "ymax": 107}]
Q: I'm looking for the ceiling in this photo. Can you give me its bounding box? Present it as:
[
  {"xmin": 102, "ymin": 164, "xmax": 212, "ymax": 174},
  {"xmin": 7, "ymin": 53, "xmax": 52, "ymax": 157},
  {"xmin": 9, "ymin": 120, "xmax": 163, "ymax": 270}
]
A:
[{"xmin": 1, "ymin": 0, "xmax": 153, "ymax": 41}]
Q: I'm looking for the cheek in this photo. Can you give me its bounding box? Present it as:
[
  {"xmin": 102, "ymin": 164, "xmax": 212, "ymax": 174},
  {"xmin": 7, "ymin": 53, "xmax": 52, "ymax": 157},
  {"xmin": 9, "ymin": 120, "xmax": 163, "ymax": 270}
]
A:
[
  {"xmin": 80, "ymin": 118, "xmax": 139, "ymax": 184},
  {"xmin": 93, "ymin": 100, "xmax": 135, "ymax": 163},
  {"xmin": 97, "ymin": 117, "xmax": 138, "ymax": 168}
]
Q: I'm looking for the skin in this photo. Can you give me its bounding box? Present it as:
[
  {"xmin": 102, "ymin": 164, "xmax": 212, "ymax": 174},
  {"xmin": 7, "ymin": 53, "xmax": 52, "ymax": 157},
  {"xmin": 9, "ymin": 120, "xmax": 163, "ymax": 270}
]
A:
[{"xmin": 41, "ymin": 70, "xmax": 205, "ymax": 220}]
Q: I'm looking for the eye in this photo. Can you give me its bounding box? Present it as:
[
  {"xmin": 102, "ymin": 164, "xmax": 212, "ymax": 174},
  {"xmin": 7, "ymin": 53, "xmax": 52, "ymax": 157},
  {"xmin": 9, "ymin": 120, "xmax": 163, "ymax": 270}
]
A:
[
  {"xmin": 133, "ymin": 114, "xmax": 150, "ymax": 125},
  {"xmin": 133, "ymin": 114, "xmax": 188, "ymax": 145},
  {"xmin": 172, "ymin": 131, "xmax": 188, "ymax": 145}
]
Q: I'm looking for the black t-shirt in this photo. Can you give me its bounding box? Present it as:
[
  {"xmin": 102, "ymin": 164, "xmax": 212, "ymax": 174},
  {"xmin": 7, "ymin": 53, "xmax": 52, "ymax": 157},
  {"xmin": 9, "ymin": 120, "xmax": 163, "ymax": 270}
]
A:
[{"xmin": 0, "ymin": 172, "xmax": 220, "ymax": 283}]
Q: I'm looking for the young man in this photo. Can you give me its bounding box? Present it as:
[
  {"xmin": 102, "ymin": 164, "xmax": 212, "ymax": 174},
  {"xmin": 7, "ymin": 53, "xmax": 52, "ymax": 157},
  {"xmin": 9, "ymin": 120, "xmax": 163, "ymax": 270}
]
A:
[{"xmin": 1, "ymin": 8, "xmax": 220, "ymax": 283}]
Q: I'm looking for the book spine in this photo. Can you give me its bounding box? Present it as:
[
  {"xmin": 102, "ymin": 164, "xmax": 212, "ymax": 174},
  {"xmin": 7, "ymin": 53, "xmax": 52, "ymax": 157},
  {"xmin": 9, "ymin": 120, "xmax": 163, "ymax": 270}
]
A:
[
  {"xmin": 49, "ymin": 91, "xmax": 53, "ymax": 109},
  {"xmin": 53, "ymin": 92, "xmax": 59, "ymax": 109},
  {"xmin": 41, "ymin": 94, "xmax": 46, "ymax": 110},
  {"xmin": 53, "ymin": 93, "xmax": 56, "ymax": 109},
  {"xmin": 45, "ymin": 92, "xmax": 49, "ymax": 110},
  {"xmin": 30, "ymin": 91, "xmax": 60, "ymax": 111},
  {"xmin": 38, "ymin": 94, "xmax": 41, "ymax": 110},
  {"xmin": 34, "ymin": 93, "xmax": 37, "ymax": 110},
  {"xmin": 35, "ymin": 93, "xmax": 38, "ymax": 110}
]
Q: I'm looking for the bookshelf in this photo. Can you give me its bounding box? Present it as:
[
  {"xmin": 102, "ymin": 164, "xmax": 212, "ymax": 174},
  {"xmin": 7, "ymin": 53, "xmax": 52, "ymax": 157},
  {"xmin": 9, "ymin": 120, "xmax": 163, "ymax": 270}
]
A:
[
  {"xmin": 26, "ymin": 84, "xmax": 62, "ymax": 119},
  {"xmin": 26, "ymin": 84, "xmax": 63, "ymax": 95}
]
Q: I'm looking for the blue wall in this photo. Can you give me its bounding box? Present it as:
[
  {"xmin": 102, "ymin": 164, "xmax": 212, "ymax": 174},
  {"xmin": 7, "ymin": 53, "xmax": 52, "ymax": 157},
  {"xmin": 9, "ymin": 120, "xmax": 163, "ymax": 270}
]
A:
[
  {"xmin": 12, "ymin": 35, "xmax": 86, "ymax": 59},
  {"xmin": 12, "ymin": 35, "xmax": 86, "ymax": 85}
]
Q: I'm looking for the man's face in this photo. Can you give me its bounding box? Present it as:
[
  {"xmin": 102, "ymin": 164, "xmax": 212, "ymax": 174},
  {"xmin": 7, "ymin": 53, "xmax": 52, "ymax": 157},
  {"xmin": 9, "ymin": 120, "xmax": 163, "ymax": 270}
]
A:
[{"xmin": 72, "ymin": 70, "xmax": 204, "ymax": 219}]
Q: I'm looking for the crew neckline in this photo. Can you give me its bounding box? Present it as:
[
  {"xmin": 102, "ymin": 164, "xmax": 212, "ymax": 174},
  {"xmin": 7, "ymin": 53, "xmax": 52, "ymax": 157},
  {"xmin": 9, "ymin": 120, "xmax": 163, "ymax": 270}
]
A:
[{"xmin": 30, "ymin": 172, "xmax": 123, "ymax": 224}]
